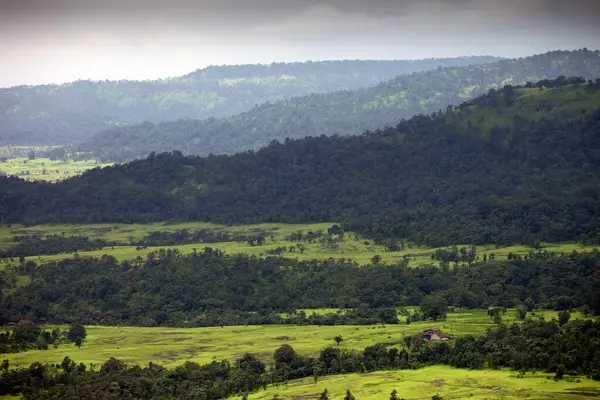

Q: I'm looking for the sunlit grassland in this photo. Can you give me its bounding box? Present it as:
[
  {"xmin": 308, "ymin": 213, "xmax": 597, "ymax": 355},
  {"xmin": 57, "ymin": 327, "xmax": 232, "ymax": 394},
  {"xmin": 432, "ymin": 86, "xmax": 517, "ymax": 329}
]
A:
[
  {"xmin": 239, "ymin": 366, "xmax": 600, "ymax": 400},
  {"xmin": 0, "ymin": 221, "xmax": 597, "ymax": 268},
  {"xmin": 0, "ymin": 309, "xmax": 585, "ymax": 369},
  {"xmin": 0, "ymin": 157, "xmax": 112, "ymax": 182}
]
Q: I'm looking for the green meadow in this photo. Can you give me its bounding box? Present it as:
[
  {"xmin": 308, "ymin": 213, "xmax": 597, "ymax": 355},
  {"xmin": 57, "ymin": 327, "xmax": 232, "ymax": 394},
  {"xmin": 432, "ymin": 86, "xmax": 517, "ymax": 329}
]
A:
[
  {"xmin": 0, "ymin": 309, "xmax": 584, "ymax": 369},
  {"xmin": 1, "ymin": 221, "xmax": 597, "ymax": 268},
  {"xmin": 0, "ymin": 157, "xmax": 112, "ymax": 182},
  {"xmin": 240, "ymin": 366, "xmax": 600, "ymax": 400}
]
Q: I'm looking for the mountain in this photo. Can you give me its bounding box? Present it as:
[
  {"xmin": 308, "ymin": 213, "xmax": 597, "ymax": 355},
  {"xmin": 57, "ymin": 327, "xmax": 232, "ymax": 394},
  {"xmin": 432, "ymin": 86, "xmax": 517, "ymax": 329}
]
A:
[
  {"xmin": 77, "ymin": 49, "xmax": 600, "ymax": 162},
  {"xmin": 0, "ymin": 57, "xmax": 498, "ymax": 146},
  {"xmin": 2, "ymin": 77, "xmax": 600, "ymax": 246}
]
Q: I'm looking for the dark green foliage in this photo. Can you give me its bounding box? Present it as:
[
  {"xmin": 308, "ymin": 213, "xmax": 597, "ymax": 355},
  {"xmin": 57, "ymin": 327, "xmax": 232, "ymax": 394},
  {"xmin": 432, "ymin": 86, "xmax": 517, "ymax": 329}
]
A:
[
  {"xmin": 3, "ymin": 249, "xmax": 600, "ymax": 326},
  {"xmin": 344, "ymin": 389, "xmax": 356, "ymax": 400},
  {"xmin": 320, "ymin": 389, "xmax": 329, "ymax": 400},
  {"xmin": 1, "ymin": 58, "xmax": 495, "ymax": 146},
  {"xmin": 515, "ymin": 305, "xmax": 527, "ymax": 320},
  {"xmin": 66, "ymin": 324, "xmax": 86, "ymax": 347},
  {"xmin": 558, "ymin": 310, "xmax": 571, "ymax": 327},
  {"xmin": 0, "ymin": 234, "xmax": 113, "ymax": 258},
  {"xmin": 420, "ymin": 295, "xmax": 448, "ymax": 321},
  {"xmin": 2, "ymin": 79, "xmax": 600, "ymax": 246},
  {"xmin": 76, "ymin": 50, "xmax": 600, "ymax": 162},
  {"xmin": 0, "ymin": 321, "xmax": 81, "ymax": 353}
]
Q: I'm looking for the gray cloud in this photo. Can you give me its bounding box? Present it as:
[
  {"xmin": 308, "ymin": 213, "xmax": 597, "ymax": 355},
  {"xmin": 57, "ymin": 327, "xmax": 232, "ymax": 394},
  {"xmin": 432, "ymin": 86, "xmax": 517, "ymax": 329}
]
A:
[{"xmin": 1, "ymin": 0, "xmax": 599, "ymax": 86}]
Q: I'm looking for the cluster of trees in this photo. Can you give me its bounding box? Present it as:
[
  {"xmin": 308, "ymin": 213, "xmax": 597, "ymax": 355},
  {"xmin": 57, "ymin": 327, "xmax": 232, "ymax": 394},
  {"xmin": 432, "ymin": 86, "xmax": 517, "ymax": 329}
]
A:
[
  {"xmin": 432, "ymin": 246, "xmax": 477, "ymax": 263},
  {"xmin": 1, "ymin": 248, "xmax": 599, "ymax": 326},
  {"xmin": 0, "ymin": 321, "xmax": 86, "ymax": 353},
  {"xmin": 73, "ymin": 50, "xmax": 600, "ymax": 161},
  {"xmin": 1, "ymin": 57, "xmax": 494, "ymax": 146},
  {"xmin": 0, "ymin": 234, "xmax": 113, "ymax": 258},
  {"xmin": 137, "ymin": 229, "xmax": 270, "ymax": 247},
  {"xmin": 2, "ymin": 79, "xmax": 600, "ymax": 246},
  {"xmin": 1, "ymin": 318, "xmax": 599, "ymax": 399}
]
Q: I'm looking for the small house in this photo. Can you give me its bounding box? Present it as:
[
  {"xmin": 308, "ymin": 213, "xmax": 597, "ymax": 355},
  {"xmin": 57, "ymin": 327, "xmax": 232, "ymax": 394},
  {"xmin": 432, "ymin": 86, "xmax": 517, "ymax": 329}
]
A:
[{"xmin": 420, "ymin": 329, "xmax": 452, "ymax": 342}]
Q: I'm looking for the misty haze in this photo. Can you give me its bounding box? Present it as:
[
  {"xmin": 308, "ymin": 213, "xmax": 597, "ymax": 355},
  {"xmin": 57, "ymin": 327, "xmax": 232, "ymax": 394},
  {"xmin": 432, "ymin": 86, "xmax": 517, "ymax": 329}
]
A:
[{"xmin": 1, "ymin": 1, "xmax": 600, "ymax": 399}]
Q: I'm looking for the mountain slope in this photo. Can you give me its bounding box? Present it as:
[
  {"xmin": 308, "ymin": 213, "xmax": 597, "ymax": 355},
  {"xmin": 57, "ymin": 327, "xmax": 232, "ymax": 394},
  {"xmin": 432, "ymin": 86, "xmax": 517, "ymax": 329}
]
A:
[
  {"xmin": 78, "ymin": 49, "xmax": 600, "ymax": 162},
  {"xmin": 0, "ymin": 57, "xmax": 497, "ymax": 146},
  {"xmin": 2, "ymin": 77, "xmax": 600, "ymax": 246}
]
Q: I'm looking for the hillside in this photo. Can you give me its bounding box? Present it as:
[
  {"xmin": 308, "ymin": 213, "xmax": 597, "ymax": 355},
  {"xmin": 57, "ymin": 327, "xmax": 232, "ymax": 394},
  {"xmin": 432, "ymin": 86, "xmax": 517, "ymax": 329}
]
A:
[
  {"xmin": 0, "ymin": 57, "xmax": 497, "ymax": 146},
  {"xmin": 2, "ymin": 77, "xmax": 599, "ymax": 246},
  {"xmin": 76, "ymin": 49, "xmax": 600, "ymax": 162}
]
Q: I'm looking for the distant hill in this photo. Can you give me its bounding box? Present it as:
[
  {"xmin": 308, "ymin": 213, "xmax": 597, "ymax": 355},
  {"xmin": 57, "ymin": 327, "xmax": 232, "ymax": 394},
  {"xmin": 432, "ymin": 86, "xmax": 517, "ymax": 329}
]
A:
[
  {"xmin": 77, "ymin": 49, "xmax": 600, "ymax": 162},
  {"xmin": 3, "ymin": 77, "xmax": 600, "ymax": 246},
  {"xmin": 0, "ymin": 57, "xmax": 498, "ymax": 146}
]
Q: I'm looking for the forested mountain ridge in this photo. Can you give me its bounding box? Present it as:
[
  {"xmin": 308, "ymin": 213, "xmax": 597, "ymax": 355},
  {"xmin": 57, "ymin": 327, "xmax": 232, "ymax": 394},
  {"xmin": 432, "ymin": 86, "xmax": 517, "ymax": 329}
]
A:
[
  {"xmin": 2, "ymin": 77, "xmax": 600, "ymax": 246},
  {"xmin": 76, "ymin": 49, "xmax": 600, "ymax": 162},
  {"xmin": 0, "ymin": 57, "xmax": 498, "ymax": 146}
]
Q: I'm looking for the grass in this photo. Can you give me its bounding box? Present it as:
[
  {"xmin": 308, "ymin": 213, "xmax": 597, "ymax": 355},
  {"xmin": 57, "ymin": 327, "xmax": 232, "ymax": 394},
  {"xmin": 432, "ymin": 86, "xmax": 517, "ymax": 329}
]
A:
[
  {"xmin": 0, "ymin": 221, "xmax": 597, "ymax": 269},
  {"xmin": 0, "ymin": 157, "xmax": 112, "ymax": 182},
  {"xmin": 0, "ymin": 309, "xmax": 585, "ymax": 369},
  {"xmin": 239, "ymin": 366, "xmax": 600, "ymax": 399}
]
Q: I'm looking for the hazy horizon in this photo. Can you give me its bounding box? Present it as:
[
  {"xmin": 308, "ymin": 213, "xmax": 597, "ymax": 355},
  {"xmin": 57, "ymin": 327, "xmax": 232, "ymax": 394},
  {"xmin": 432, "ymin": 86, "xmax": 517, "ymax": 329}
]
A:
[{"xmin": 2, "ymin": 0, "xmax": 600, "ymax": 87}]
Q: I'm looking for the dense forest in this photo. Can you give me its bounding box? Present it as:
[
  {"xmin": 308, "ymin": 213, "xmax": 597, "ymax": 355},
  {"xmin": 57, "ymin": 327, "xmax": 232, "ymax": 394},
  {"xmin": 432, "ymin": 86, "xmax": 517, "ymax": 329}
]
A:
[
  {"xmin": 0, "ymin": 57, "xmax": 496, "ymax": 146},
  {"xmin": 1, "ymin": 248, "xmax": 599, "ymax": 326},
  {"xmin": 75, "ymin": 49, "xmax": 600, "ymax": 161},
  {"xmin": 2, "ymin": 78, "xmax": 599, "ymax": 246},
  {"xmin": 2, "ymin": 317, "xmax": 600, "ymax": 399}
]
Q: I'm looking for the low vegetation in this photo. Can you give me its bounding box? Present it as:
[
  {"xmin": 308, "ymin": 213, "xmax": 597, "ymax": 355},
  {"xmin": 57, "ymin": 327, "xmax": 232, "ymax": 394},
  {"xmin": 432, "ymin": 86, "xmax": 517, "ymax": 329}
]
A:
[
  {"xmin": 0, "ymin": 152, "xmax": 111, "ymax": 182},
  {"xmin": 2, "ymin": 318, "xmax": 600, "ymax": 399}
]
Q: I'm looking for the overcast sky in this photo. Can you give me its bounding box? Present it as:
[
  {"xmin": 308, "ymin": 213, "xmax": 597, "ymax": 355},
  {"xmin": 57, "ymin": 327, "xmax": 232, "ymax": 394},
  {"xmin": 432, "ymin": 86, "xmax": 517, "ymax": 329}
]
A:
[{"xmin": 1, "ymin": 0, "xmax": 600, "ymax": 87}]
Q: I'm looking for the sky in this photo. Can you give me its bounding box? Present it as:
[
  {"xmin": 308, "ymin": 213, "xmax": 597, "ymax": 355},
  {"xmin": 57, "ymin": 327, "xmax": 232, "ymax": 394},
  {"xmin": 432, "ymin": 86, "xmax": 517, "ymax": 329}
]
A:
[{"xmin": 1, "ymin": 0, "xmax": 600, "ymax": 87}]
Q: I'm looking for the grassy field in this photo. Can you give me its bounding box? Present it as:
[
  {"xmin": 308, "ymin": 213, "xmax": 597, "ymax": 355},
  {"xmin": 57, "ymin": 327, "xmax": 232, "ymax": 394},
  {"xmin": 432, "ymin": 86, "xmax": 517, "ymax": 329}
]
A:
[
  {"xmin": 0, "ymin": 309, "xmax": 584, "ymax": 369},
  {"xmin": 1, "ymin": 221, "xmax": 597, "ymax": 268},
  {"xmin": 0, "ymin": 157, "xmax": 111, "ymax": 182},
  {"xmin": 239, "ymin": 366, "xmax": 600, "ymax": 400}
]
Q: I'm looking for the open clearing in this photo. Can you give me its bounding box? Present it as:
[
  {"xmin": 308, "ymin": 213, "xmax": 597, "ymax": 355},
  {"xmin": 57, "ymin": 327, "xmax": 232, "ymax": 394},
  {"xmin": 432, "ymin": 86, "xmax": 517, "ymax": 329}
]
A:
[
  {"xmin": 238, "ymin": 365, "xmax": 600, "ymax": 400},
  {"xmin": 1, "ymin": 221, "xmax": 597, "ymax": 267},
  {"xmin": 1, "ymin": 309, "xmax": 584, "ymax": 369},
  {"xmin": 0, "ymin": 157, "xmax": 112, "ymax": 182}
]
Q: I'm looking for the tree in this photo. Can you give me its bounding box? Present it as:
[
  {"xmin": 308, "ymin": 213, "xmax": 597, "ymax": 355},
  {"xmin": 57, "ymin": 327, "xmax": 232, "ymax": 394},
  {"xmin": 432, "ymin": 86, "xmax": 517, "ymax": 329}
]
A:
[
  {"xmin": 13, "ymin": 320, "xmax": 41, "ymax": 343},
  {"xmin": 371, "ymin": 255, "xmax": 382, "ymax": 264},
  {"xmin": 334, "ymin": 335, "xmax": 344, "ymax": 346},
  {"xmin": 524, "ymin": 298, "xmax": 535, "ymax": 312},
  {"xmin": 274, "ymin": 344, "xmax": 297, "ymax": 369},
  {"xmin": 67, "ymin": 323, "xmax": 87, "ymax": 347},
  {"xmin": 555, "ymin": 364, "xmax": 565, "ymax": 380},
  {"xmin": 420, "ymin": 294, "xmax": 447, "ymax": 321},
  {"xmin": 390, "ymin": 389, "xmax": 398, "ymax": 400},
  {"xmin": 558, "ymin": 310, "xmax": 571, "ymax": 327},
  {"xmin": 344, "ymin": 389, "xmax": 355, "ymax": 400},
  {"xmin": 515, "ymin": 305, "xmax": 527, "ymax": 320},
  {"xmin": 319, "ymin": 389, "xmax": 329, "ymax": 400},
  {"xmin": 488, "ymin": 307, "xmax": 503, "ymax": 325}
]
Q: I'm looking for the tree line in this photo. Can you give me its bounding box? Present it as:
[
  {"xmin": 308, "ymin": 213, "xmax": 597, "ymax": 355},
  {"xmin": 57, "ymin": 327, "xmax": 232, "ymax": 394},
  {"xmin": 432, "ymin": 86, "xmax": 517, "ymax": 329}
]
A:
[
  {"xmin": 1, "ymin": 58, "xmax": 494, "ymax": 146},
  {"xmin": 1, "ymin": 248, "xmax": 599, "ymax": 327}
]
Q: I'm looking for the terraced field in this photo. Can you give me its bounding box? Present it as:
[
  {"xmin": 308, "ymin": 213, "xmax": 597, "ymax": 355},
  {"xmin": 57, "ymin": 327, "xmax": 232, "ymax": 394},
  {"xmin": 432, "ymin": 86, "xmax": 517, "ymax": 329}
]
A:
[
  {"xmin": 241, "ymin": 366, "xmax": 600, "ymax": 399},
  {"xmin": 0, "ymin": 309, "xmax": 583, "ymax": 369},
  {"xmin": 1, "ymin": 221, "xmax": 596, "ymax": 268}
]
